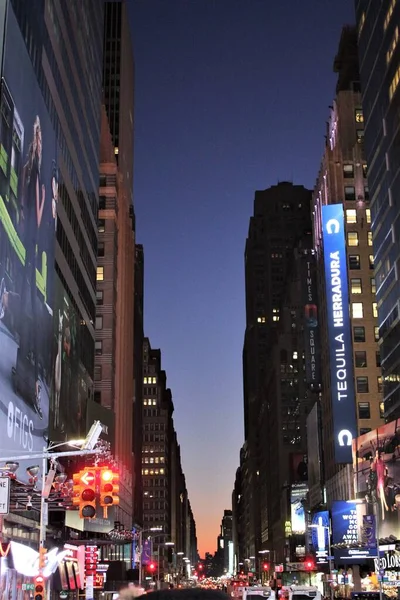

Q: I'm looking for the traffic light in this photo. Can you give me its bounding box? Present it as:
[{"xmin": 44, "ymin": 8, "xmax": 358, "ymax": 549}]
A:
[
  {"xmin": 34, "ymin": 575, "xmax": 44, "ymax": 600},
  {"xmin": 263, "ymin": 562, "xmax": 269, "ymax": 571},
  {"xmin": 38, "ymin": 547, "xmax": 47, "ymax": 571},
  {"xmin": 305, "ymin": 560, "xmax": 314, "ymax": 570},
  {"xmin": 148, "ymin": 562, "xmax": 156, "ymax": 572},
  {"xmin": 99, "ymin": 468, "xmax": 119, "ymax": 517},
  {"xmin": 78, "ymin": 470, "xmax": 97, "ymax": 519}
]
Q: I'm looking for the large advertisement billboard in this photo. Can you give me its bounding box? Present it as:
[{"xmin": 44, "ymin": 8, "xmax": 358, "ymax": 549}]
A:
[
  {"xmin": 0, "ymin": 7, "xmax": 57, "ymax": 481},
  {"xmin": 321, "ymin": 204, "xmax": 357, "ymax": 464},
  {"xmin": 309, "ymin": 510, "xmax": 330, "ymax": 565},
  {"xmin": 290, "ymin": 483, "xmax": 308, "ymax": 534},
  {"xmin": 353, "ymin": 420, "xmax": 400, "ymax": 540},
  {"xmin": 49, "ymin": 275, "xmax": 90, "ymax": 441},
  {"xmin": 301, "ymin": 252, "xmax": 321, "ymax": 384},
  {"xmin": 332, "ymin": 500, "xmax": 375, "ymax": 563}
]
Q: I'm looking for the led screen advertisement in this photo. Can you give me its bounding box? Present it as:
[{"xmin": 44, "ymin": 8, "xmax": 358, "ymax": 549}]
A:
[
  {"xmin": 309, "ymin": 510, "xmax": 330, "ymax": 565},
  {"xmin": 331, "ymin": 500, "xmax": 375, "ymax": 563},
  {"xmin": 290, "ymin": 482, "xmax": 308, "ymax": 534},
  {"xmin": 0, "ymin": 7, "xmax": 58, "ymax": 481},
  {"xmin": 353, "ymin": 420, "xmax": 400, "ymax": 541},
  {"xmin": 301, "ymin": 252, "xmax": 321, "ymax": 385},
  {"xmin": 321, "ymin": 204, "xmax": 357, "ymax": 464}
]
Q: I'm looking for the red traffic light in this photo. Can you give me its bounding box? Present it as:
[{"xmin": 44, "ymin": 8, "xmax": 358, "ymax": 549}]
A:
[
  {"xmin": 263, "ymin": 563, "xmax": 269, "ymax": 571},
  {"xmin": 305, "ymin": 560, "xmax": 314, "ymax": 570},
  {"xmin": 149, "ymin": 563, "xmax": 156, "ymax": 571}
]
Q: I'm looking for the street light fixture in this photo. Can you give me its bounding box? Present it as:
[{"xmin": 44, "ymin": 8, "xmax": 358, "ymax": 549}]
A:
[{"xmin": 5, "ymin": 462, "xmax": 19, "ymax": 473}]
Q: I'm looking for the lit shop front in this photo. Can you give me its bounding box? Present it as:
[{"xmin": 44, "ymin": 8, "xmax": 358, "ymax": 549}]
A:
[{"xmin": 359, "ymin": 549, "xmax": 400, "ymax": 597}]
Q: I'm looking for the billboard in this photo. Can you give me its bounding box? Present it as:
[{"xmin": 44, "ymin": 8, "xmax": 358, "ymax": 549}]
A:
[
  {"xmin": 331, "ymin": 500, "xmax": 375, "ymax": 562},
  {"xmin": 307, "ymin": 403, "xmax": 323, "ymax": 508},
  {"xmin": 49, "ymin": 275, "xmax": 90, "ymax": 441},
  {"xmin": 321, "ymin": 203, "xmax": 357, "ymax": 464},
  {"xmin": 309, "ymin": 510, "xmax": 330, "ymax": 565},
  {"xmin": 0, "ymin": 6, "xmax": 57, "ymax": 481},
  {"xmin": 290, "ymin": 482, "xmax": 308, "ymax": 534},
  {"xmin": 301, "ymin": 252, "xmax": 321, "ymax": 384},
  {"xmin": 353, "ymin": 420, "xmax": 400, "ymax": 540}
]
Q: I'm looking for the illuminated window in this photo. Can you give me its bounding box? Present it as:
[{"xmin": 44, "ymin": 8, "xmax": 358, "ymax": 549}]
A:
[
  {"xmin": 352, "ymin": 302, "xmax": 364, "ymax": 318},
  {"xmin": 346, "ymin": 209, "xmax": 357, "ymax": 224},
  {"xmin": 387, "ymin": 27, "xmax": 399, "ymax": 64},
  {"xmin": 96, "ymin": 266, "xmax": 104, "ymax": 281},
  {"xmin": 366, "ymin": 208, "xmax": 371, "ymax": 223},
  {"xmin": 344, "ymin": 164, "xmax": 354, "ymax": 179},
  {"xmin": 371, "ymin": 278, "xmax": 376, "ymax": 294},
  {"xmin": 257, "ymin": 316, "xmax": 266, "ymax": 323},
  {"xmin": 358, "ymin": 401, "xmax": 370, "ymax": 418},
  {"xmin": 357, "ymin": 377, "xmax": 369, "ymax": 394},
  {"xmin": 152, "ymin": 399, "xmax": 157, "ymax": 406},
  {"xmin": 369, "ymin": 255, "xmax": 374, "ymax": 269},
  {"xmin": 355, "ymin": 109, "xmax": 364, "ymax": 124},
  {"xmin": 384, "ymin": 0, "xmax": 396, "ymax": 31},
  {"xmin": 355, "ymin": 351, "xmax": 367, "ymax": 368},
  {"xmin": 114, "ymin": 147, "xmax": 119, "ymax": 155},
  {"xmin": 293, "ymin": 351, "xmax": 298, "ymax": 360},
  {"xmin": 373, "ymin": 302, "xmax": 378, "ymax": 318},
  {"xmin": 374, "ymin": 326, "xmax": 380, "ymax": 341},
  {"xmin": 143, "ymin": 399, "xmax": 148, "ymax": 406},
  {"xmin": 379, "ymin": 400, "xmax": 385, "ymax": 417},
  {"xmin": 354, "ymin": 326, "xmax": 365, "ymax": 342},
  {"xmin": 349, "ymin": 255, "xmax": 361, "ymax": 270},
  {"xmin": 389, "ymin": 64, "xmax": 400, "ymax": 101},
  {"xmin": 363, "ymin": 164, "xmax": 368, "ymax": 178},
  {"xmin": 345, "ymin": 186, "xmax": 356, "ymax": 201},
  {"xmin": 273, "ymin": 316, "xmax": 280, "ymax": 322},
  {"xmin": 143, "ymin": 377, "xmax": 148, "ymax": 384},
  {"xmin": 347, "ymin": 232, "xmax": 359, "ymax": 246},
  {"xmin": 152, "ymin": 377, "xmax": 157, "ymax": 384},
  {"xmin": 160, "ymin": 469, "xmax": 165, "ymax": 474},
  {"xmin": 98, "ymin": 219, "xmax": 105, "ymax": 233},
  {"xmin": 367, "ymin": 231, "xmax": 373, "ymax": 247},
  {"xmin": 351, "ymin": 278, "xmax": 362, "ymax": 294}
]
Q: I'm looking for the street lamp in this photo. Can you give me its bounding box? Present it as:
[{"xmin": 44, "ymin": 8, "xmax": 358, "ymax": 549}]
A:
[
  {"xmin": 136, "ymin": 527, "xmax": 163, "ymax": 587},
  {"xmin": 309, "ymin": 523, "xmax": 333, "ymax": 600}
]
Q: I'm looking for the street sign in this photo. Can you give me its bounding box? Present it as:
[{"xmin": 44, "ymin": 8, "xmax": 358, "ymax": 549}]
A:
[
  {"xmin": 0, "ymin": 477, "xmax": 10, "ymax": 514},
  {"xmin": 22, "ymin": 584, "xmax": 35, "ymax": 591}
]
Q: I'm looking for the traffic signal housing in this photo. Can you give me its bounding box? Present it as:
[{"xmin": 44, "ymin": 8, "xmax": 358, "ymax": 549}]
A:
[
  {"xmin": 305, "ymin": 559, "xmax": 314, "ymax": 570},
  {"xmin": 78, "ymin": 470, "xmax": 97, "ymax": 519},
  {"xmin": 263, "ymin": 562, "xmax": 269, "ymax": 571},
  {"xmin": 34, "ymin": 575, "xmax": 44, "ymax": 600},
  {"xmin": 38, "ymin": 547, "xmax": 47, "ymax": 571},
  {"xmin": 99, "ymin": 468, "xmax": 119, "ymax": 517}
]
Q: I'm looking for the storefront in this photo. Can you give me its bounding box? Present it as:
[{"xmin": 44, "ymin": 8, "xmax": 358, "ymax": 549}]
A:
[{"xmin": 360, "ymin": 549, "xmax": 400, "ymax": 598}]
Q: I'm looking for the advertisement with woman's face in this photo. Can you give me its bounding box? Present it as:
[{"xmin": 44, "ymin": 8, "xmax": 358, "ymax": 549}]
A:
[
  {"xmin": 0, "ymin": 7, "xmax": 57, "ymax": 480},
  {"xmin": 353, "ymin": 419, "xmax": 400, "ymax": 538}
]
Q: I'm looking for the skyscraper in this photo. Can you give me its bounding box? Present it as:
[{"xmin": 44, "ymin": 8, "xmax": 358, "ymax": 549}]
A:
[
  {"xmin": 242, "ymin": 182, "xmax": 312, "ymax": 558},
  {"xmin": 355, "ymin": 0, "xmax": 400, "ymax": 418}
]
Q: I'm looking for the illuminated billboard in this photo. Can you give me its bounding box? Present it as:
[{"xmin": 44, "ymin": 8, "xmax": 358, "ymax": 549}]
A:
[
  {"xmin": 331, "ymin": 500, "xmax": 375, "ymax": 563},
  {"xmin": 49, "ymin": 275, "xmax": 89, "ymax": 441},
  {"xmin": 321, "ymin": 204, "xmax": 357, "ymax": 464},
  {"xmin": 0, "ymin": 6, "xmax": 57, "ymax": 481},
  {"xmin": 309, "ymin": 510, "xmax": 329, "ymax": 565},
  {"xmin": 301, "ymin": 252, "xmax": 321, "ymax": 384},
  {"xmin": 353, "ymin": 420, "xmax": 400, "ymax": 540},
  {"xmin": 290, "ymin": 482, "xmax": 308, "ymax": 534}
]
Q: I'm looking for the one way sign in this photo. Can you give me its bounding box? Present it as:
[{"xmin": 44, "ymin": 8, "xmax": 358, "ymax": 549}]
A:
[{"xmin": 0, "ymin": 477, "xmax": 10, "ymax": 515}]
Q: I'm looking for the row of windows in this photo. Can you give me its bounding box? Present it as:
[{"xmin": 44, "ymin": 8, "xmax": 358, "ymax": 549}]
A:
[
  {"xmin": 144, "ymin": 423, "xmax": 165, "ymax": 432},
  {"xmin": 143, "ymin": 489, "xmax": 166, "ymax": 497},
  {"xmin": 355, "ymin": 376, "xmax": 382, "ymax": 394},
  {"xmin": 144, "ymin": 399, "xmax": 157, "ymax": 406},
  {"xmin": 142, "ymin": 457, "xmax": 165, "ymax": 464},
  {"xmin": 352, "ymin": 301, "xmax": 378, "ymax": 319},
  {"xmin": 143, "ymin": 409, "xmax": 160, "ymax": 418},
  {"xmin": 143, "ymin": 446, "xmax": 164, "ymax": 454},
  {"xmin": 343, "ymin": 163, "xmax": 368, "ymax": 179},
  {"xmin": 143, "ymin": 434, "xmax": 165, "ymax": 442},
  {"xmin": 353, "ymin": 325, "xmax": 379, "ymax": 343},
  {"xmin": 143, "ymin": 502, "xmax": 167, "ymax": 511},
  {"xmin": 347, "ymin": 231, "xmax": 373, "ymax": 247},
  {"xmin": 358, "ymin": 400, "xmax": 384, "ymax": 420},
  {"xmin": 142, "ymin": 468, "xmax": 165, "ymax": 475},
  {"xmin": 144, "ymin": 376, "xmax": 157, "ymax": 384},
  {"xmin": 343, "ymin": 185, "xmax": 369, "ymax": 201},
  {"xmin": 354, "ymin": 350, "xmax": 380, "ymax": 368},
  {"xmin": 144, "ymin": 387, "xmax": 157, "ymax": 396},
  {"xmin": 143, "ymin": 479, "xmax": 166, "ymax": 487},
  {"xmin": 350, "ymin": 278, "xmax": 375, "ymax": 294},
  {"xmin": 349, "ymin": 254, "xmax": 374, "ymax": 270},
  {"xmin": 346, "ymin": 208, "xmax": 371, "ymax": 224}
]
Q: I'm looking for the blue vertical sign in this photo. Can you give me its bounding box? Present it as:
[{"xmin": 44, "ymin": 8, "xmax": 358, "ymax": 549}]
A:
[{"xmin": 322, "ymin": 204, "xmax": 357, "ymax": 463}]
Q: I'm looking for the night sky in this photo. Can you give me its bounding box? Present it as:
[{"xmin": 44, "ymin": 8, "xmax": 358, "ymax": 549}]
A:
[{"xmin": 129, "ymin": 0, "xmax": 355, "ymax": 557}]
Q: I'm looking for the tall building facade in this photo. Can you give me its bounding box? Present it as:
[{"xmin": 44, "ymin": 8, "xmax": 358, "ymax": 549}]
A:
[
  {"xmin": 355, "ymin": 0, "xmax": 400, "ymax": 418},
  {"xmin": 312, "ymin": 26, "xmax": 383, "ymax": 502},
  {"xmin": 133, "ymin": 244, "xmax": 144, "ymax": 527},
  {"xmin": 241, "ymin": 182, "xmax": 312, "ymax": 559}
]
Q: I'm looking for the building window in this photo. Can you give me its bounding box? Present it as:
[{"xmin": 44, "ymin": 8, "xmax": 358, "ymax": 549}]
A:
[
  {"xmin": 94, "ymin": 391, "xmax": 101, "ymax": 404},
  {"xmin": 360, "ymin": 427, "xmax": 372, "ymax": 436},
  {"xmin": 374, "ymin": 326, "xmax": 380, "ymax": 341},
  {"xmin": 357, "ymin": 376, "xmax": 369, "ymax": 393},
  {"xmin": 355, "ymin": 351, "xmax": 367, "ymax": 368},
  {"xmin": 357, "ymin": 130, "xmax": 365, "ymax": 143},
  {"xmin": 352, "ymin": 302, "xmax": 364, "ymax": 318},
  {"xmin": 95, "ymin": 340, "xmax": 102, "ymax": 355},
  {"xmin": 94, "ymin": 365, "xmax": 102, "ymax": 381},
  {"xmin": 344, "ymin": 164, "xmax": 354, "ymax": 179},
  {"xmin": 257, "ymin": 316, "xmax": 266, "ymax": 323},
  {"xmin": 384, "ymin": 0, "xmax": 396, "ymax": 31},
  {"xmin": 389, "ymin": 64, "xmax": 400, "ymax": 101},
  {"xmin": 348, "ymin": 232, "xmax": 359, "ymax": 246},
  {"xmin": 371, "ymin": 278, "xmax": 376, "ymax": 294},
  {"xmin": 349, "ymin": 255, "xmax": 361, "ymax": 270},
  {"xmin": 96, "ymin": 290, "xmax": 103, "ymax": 305},
  {"xmin": 96, "ymin": 266, "xmax": 104, "ymax": 281},
  {"xmin": 363, "ymin": 164, "xmax": 368, "ymax": 178},
  {"xmin": 364, "ymin": 186, "xmax": 370, "ymax": 201},
  {"xmin": 358, "ymin": 401, "xmax": 370, "ymax": 419},
  {"xmin": 98, "ymin": 218, "xmax": 105, "ymax": 233},
  {"xmin": 344, "ymin": 186, "xmax": 356, "ymax": 201},
  {"xmin": 95, "ymin": 316, "xmax": 103, "ymax": 330},
  {"xmin": 373, "ymin": 302, "xmax": 378, "ymax": 318},
  {"xmin": 369, "ymin": 255, "xmax": 374, "ymax": 269},
  {"xmin": 98, "ymin": 242, "xmax": 105, "ymax": 257},
  {"xmin": 351, "ymin": 278, "xmax": 362, "ymax": 294},
  {"xmin": 366, "ymin": 208, "xmax": 371, "ymax": 223},
  {"xmin": 355, "ymin": 109, "xmax": 364, "ymax": 124},
  {"xmin": 346, "ymin": 209, "xmax": 357, "ymax": 223},
  {"xmin": 354, "ymin": 326, "xmax": 366, "ymax": 342},
  {"xmin": 367, "ymin": 231, "xmax": 373, "ymax": 246},
  {"xmin": 379, "ymin": 400, "xmax": 385, "ymax": 418},
  {"xmin": 376, "ymin": 351, "xmax": 381, "ymax": 367}
]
